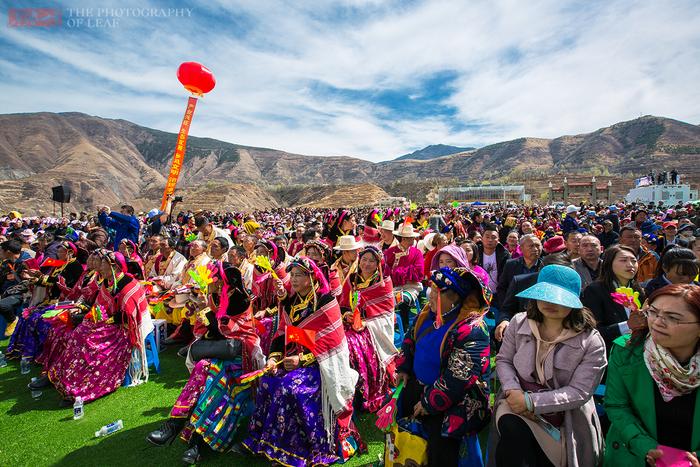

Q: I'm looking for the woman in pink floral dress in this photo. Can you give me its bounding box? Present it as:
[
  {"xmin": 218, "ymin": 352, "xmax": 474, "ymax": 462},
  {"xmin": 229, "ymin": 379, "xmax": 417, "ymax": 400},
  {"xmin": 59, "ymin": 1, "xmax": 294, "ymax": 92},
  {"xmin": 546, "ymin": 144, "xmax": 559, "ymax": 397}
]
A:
[{"xmin": 48, "ymin": 250, "xmax": 151, "ymax": 405}]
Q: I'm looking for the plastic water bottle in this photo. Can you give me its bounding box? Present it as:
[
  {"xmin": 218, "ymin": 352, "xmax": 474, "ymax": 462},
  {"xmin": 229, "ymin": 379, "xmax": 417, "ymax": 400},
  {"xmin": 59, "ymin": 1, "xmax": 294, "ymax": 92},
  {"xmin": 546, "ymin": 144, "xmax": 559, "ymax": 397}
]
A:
[
  {"xmin": 0, "ymin": 351, "xmax": 7, "ymax": 368},
  {"xmin": 73, "ymin": 397, "xmax": 84, "ymax": 420},
  {"xmin": 95, "ymin": 419, "xmax": 123, "ymax": 437},
  {"xmin": 20, "ymin": 357, "xmax": 30, "ymax": 375},
  {"xmin": 30, "ymin": 377, "xmax": 43, "ymax": 399}
]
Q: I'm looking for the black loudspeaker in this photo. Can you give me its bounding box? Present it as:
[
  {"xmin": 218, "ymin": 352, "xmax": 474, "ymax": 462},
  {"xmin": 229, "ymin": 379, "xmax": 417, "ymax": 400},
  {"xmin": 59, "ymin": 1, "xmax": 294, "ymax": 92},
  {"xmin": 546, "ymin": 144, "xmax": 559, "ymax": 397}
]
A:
[{"xmin": 52, "ymin": 185, "xmax": 71, "ymax": 203}]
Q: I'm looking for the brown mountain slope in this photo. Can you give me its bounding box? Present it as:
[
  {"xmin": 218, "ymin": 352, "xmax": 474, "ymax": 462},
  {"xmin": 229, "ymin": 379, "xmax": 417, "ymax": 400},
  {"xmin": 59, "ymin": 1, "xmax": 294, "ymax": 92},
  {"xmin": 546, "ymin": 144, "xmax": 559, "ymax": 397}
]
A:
[
  {"xmin": 0, "ymin": 112, "xmax": 698, "ymax": 212},
  {"xmin": 274, "ymin": 183, "xmax": 391, "ymax": 208},
  {"xmin": 0, "ymin": 113, "xmax": 166, "ymax": 212}
]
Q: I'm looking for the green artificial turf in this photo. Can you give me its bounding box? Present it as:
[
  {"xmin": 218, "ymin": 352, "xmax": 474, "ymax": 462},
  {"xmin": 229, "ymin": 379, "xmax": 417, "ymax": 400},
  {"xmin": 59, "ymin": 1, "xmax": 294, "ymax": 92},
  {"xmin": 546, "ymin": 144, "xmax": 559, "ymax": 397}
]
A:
[{"xmin": 0, "ymin": 342, "xmax": 384, "ymax": 466}]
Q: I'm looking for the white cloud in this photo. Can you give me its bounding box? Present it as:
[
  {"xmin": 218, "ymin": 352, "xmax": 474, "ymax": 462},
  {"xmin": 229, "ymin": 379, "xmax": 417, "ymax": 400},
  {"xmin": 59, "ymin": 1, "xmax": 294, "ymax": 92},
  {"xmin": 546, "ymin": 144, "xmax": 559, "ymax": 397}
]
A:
[{"xmin": 0, "ymin": 0, "xmax": 698, "ymax": 162}]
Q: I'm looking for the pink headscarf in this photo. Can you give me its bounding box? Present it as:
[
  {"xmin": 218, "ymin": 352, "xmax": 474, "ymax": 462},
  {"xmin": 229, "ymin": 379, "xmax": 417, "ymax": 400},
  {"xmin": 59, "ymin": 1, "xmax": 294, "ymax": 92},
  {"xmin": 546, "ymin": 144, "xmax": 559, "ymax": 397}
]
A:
[
  {"xmin": 430, "ymin": 244, "xmax": 469, "ymax": 271},
  {"xmin": 286, "ymin": 257, "xmax": 330, "ymax": 295}
]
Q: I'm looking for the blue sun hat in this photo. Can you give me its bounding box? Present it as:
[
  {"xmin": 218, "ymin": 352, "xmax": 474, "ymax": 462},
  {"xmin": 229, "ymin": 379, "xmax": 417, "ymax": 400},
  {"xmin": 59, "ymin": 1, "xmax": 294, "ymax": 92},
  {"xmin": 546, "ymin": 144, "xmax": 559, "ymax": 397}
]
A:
[
  {"xmin": 147, "ymin": 208, "xmax": 163, "ymax": 219},
  {"xmin": 516, "ymin": 264, "xmax": 583, "ymax": 308}
]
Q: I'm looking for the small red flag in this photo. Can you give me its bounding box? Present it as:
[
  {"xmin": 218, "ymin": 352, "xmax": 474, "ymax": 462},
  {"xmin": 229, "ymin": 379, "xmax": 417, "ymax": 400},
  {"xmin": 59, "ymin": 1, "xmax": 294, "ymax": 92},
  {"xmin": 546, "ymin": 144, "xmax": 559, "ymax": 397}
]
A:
[
  {"xmin": 56, "ymin": 310, "xmax": 70, "ymax": 327},
  {"xmin": 254, "ymin": 318, "xmax": 267, "ymax": 336},
  {"xmin": 249, "ymin": 307, "xmax": 268, "ymax": 336},
  {"xmin": 40, "ymin": 258, "xmax": 66, "ymax": 268},
  {"xmin": 403, "ymin": 216, "xmax": 414, "ymax": 227},
  {"xmin": 285, "ymin": 325, "xmax": 316, "ymax": 353},
  {"xmin": 352, "ymin": 308, "xmax": 363, "ymax": 331}
]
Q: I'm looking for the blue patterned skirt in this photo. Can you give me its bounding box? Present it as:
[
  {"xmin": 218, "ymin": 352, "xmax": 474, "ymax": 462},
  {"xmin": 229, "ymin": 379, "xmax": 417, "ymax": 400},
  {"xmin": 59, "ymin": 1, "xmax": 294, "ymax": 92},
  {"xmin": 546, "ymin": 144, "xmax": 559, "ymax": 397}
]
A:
[
  {"xmin": 243, "ymin": 364, "xmax": 339, "ymax": 467},
  {"xmin": 6, "ymin": 311, "xmax": 51, "ymax": 361}
]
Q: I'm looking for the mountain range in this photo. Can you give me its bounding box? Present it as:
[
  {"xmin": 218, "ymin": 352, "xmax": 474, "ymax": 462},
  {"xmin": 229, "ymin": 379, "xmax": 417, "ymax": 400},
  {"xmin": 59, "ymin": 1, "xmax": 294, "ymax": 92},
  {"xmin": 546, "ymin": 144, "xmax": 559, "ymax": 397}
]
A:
[
  {"xmin": 394, "ymin": 144, "xmax": 474, "ymax": 161},
  {"xmin": 0, "ymin": 112, "xmax": 699, "ymax": 213}
]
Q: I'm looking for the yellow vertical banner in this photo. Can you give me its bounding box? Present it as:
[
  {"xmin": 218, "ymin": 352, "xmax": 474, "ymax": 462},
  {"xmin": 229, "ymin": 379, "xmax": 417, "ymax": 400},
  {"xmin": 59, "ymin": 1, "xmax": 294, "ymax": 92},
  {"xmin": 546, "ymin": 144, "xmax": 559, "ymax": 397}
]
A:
[{"xmin": 160, "ymin": 96, "xmax": 198, "ymax": 210}]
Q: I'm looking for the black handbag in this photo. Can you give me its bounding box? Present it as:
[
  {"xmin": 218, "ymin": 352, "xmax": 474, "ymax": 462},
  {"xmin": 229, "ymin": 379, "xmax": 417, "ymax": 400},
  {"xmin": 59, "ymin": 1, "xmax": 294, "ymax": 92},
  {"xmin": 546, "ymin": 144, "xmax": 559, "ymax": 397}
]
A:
[{"xmin": 188, "ymin": 338, "xmax": 241, "ymax": 362}]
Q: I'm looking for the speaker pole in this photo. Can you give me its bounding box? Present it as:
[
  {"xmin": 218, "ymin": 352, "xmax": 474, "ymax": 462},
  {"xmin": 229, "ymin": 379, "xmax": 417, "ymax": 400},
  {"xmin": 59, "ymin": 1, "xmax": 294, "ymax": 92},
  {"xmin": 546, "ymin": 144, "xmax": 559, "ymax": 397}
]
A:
[
  {"xmin": 61, "ymin": 202, "xmax": 64, "ymax": 218},
  {"xmin": 53, "ymin": 200, "xmax": 56, "ymax": 217}
]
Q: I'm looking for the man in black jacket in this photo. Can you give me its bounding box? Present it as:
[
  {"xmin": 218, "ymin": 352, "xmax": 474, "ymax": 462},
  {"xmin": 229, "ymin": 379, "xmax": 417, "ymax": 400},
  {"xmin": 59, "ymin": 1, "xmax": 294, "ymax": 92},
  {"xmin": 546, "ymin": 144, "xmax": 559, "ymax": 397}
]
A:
[
  {"xmin": 572, "ymin": 234, "xmax": 603, "ymax": 291},
  {"xmin": 494, "ymin": 234, "xmax": 542, "ymax": 310},
  {"xmin": 477, "ymin": 223, "xmax": 511, "ymax": 297},
  {"xmin": 597, "ymin": 220, "xmax": 619, "ymax": 249},
  {"xmin": 604, "ymin": 205, "xmax": 621, "ymax": 233}
]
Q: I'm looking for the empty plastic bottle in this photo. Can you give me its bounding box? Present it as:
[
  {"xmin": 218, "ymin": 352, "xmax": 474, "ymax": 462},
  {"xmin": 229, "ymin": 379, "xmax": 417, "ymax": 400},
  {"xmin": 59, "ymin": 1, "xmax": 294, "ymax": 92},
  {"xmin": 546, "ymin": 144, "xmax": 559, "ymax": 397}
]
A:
[
  {"xmin": 95, "ymin": 419, "xmax": 123, "ymax": 437},
  {"xmin": 73, "ymin": 397, "xmax": 84, "ymax": 419},
  {"xmin": 20, "ymin": 357, "xmax": 30, "ymax": 375},
  {"xmin": 0, "ymin": 351, "xmax": 7, "ymax": 368}
]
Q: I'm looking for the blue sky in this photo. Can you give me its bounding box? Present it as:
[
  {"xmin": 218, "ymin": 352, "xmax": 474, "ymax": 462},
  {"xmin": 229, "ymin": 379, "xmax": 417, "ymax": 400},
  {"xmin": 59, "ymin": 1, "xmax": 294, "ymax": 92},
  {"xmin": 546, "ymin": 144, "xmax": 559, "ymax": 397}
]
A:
[{"xmin": 1, "ymin": 0, "xmax": 699, "ymax": 162}]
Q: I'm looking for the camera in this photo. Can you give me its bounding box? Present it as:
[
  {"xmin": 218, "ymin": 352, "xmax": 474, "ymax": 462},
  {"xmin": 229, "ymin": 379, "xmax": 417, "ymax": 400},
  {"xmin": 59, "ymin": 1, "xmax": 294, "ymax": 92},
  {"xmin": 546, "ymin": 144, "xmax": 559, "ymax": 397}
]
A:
[{"xmin": 173, "ymin": 196, "xmax": 183, "ymax": 203}]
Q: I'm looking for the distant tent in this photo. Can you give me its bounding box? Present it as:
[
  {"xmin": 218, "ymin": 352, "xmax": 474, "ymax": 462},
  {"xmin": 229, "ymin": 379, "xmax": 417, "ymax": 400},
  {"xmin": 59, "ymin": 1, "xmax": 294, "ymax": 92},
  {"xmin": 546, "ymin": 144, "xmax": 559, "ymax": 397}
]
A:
[{"xmin": 471, "ymin": 201, "xmax": 487, "ymax": 206}]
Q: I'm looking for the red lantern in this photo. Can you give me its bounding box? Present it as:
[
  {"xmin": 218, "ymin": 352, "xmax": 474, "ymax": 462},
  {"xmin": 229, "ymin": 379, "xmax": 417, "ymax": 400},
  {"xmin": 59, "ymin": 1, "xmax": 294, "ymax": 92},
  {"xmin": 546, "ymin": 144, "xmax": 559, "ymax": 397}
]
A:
[{"xmin": 177, "ymin": 62, "xmax": 216, "ymax": 95}]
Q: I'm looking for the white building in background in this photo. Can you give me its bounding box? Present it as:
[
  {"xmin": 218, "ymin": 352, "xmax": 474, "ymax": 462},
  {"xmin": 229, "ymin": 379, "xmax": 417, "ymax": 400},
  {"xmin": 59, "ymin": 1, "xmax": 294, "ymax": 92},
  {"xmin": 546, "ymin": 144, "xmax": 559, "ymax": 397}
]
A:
[
  {"xmin": 625, "ymin": 183, "xmax": 698, "ymax": 205},
  {"xmin": 438, "ymin": 185, "xmax": 529, "ymax": 204},
  {"xmin": 376, "ymin": 196, "xmax": 406, "ymax": 207}
]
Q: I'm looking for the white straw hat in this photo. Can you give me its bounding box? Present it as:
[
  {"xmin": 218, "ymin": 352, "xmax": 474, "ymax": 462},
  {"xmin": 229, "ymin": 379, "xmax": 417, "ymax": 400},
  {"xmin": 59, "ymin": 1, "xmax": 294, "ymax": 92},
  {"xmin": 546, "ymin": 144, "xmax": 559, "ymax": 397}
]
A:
[
  {"xmin": 333, "ymin": 235, "xmax": 362, "ymax": 251},
  {"xmin": 393, "ymin": 223, "xmax": 420, "ymax": 238},
  {"xmin": 380, "ymin": 220, "xmax": 395, "ymax": 231}
]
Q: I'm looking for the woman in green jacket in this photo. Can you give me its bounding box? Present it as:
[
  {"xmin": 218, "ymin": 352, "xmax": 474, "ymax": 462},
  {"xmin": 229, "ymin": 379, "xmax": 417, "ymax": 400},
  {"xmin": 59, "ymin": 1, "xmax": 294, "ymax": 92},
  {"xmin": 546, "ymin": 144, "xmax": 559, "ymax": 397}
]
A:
[{"xmin": 604, "ymin": 283, "xmax": 700, "ymax": 466}]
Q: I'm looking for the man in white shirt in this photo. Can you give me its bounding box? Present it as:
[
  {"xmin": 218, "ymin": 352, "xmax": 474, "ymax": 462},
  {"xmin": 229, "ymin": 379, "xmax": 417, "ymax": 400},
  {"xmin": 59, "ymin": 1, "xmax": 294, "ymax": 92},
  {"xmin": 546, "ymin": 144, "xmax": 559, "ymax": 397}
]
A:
[
  {"xmin": 163, "ymin": 240, "xmax": 211, "ymax": 344},
  {"xmin": 195, "ymin": 216, "xmax": 233, "ymax": 255},
  {"xmin": 149, "ymin": 236, "xmax": 187, "ymax": 289},
  {"xmin": 228, "ymin": 245, "xmax": 254, "ymax": 291},
  {"xmin": 379, "ymin": 220, "xmax": 399, "ymax": 251}
]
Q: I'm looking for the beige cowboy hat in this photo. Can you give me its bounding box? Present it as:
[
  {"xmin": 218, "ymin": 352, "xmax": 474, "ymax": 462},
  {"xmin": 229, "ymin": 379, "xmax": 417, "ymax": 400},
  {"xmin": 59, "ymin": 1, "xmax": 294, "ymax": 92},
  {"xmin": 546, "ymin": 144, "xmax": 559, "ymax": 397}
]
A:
[
  {"xmin": 19, "ymin": 228, "xmax": 37, "ymax": 244},
  {"xmin": 333, "ymin": 235, "xmax": 362, "ymax": 251},
  {"xmin": 393, "ymin": 223, "xmax": 420, "ymax": 238},
  {"xmin": 167, "ymin": 293, "xmax": 192, "ymax": 309},
  {"xmin": 380, "ymin": 220, "xmax": 395, "ymax": 231}
]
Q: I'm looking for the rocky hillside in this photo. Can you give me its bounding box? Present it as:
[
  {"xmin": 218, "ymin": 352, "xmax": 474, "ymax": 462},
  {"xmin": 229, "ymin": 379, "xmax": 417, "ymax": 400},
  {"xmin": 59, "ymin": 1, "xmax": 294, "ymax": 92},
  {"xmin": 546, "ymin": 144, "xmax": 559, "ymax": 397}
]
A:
[
  {"xmin": 0, "ymin": 112, "xmax": 698, "ymax": 212},
  {"xmin": 378, "ymin": 116, "xmax": 700, "ymax": 185},
  {"xmin": 143, "ymin": 182, "xmax": 281, "ymax": 212},
  {"xmin": 273, "ymin": 183, "xmax": 391, "ymax": 208}
]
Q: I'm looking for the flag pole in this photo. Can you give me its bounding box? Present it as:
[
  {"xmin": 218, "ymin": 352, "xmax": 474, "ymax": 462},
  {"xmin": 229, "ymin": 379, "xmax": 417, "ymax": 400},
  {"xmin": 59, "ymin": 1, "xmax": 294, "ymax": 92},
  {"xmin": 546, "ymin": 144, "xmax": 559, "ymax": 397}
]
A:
[{"xmin": 160, "ymin": 96, "xmax": 198, "ymax": 211}]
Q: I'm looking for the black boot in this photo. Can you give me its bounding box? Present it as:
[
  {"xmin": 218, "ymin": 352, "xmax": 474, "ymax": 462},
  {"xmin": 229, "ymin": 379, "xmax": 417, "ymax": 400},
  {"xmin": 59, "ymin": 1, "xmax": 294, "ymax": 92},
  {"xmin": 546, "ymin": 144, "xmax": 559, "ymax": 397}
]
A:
[
  {"xmin": 28, "ymin": 374, "xmax": 51, "ymax": 389},
  {"xmin": 177, "ymin": 345, "xmax": 189, "ymax": 358},
  {"xmin": 230, "ymin": 442, "xmax": 250, "ymax": 456},
  {"xmin": 146, "ymin": 418, "xmax": 185, "ymax": 446},
  {"xmin": 182, "ymin": 433, "xmax": 203, "ymax": 465},
  {"xmin": 164, "ymin": 321, "xmax": 193, "ymax": 345}
]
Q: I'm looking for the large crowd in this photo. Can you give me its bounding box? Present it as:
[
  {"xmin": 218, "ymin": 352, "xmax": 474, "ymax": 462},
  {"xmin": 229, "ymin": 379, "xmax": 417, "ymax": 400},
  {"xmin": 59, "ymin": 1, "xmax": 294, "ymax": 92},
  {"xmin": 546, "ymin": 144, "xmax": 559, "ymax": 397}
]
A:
[{"xmin": 1, "ymin": 196, "xmax": 700, "ymax": 466}]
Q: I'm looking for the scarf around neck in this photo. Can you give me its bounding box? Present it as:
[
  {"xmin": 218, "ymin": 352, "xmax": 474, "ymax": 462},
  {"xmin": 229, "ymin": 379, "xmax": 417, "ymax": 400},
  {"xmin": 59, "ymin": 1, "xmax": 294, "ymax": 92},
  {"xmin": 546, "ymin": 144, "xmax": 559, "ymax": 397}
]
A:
[
  {"xmin": 644, "ymin": 335, "xmax": 700, "ymax": 402},
  {"xmin": 528, "ymin": 319, "xmax": 580, "ymax": 386}
]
